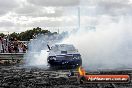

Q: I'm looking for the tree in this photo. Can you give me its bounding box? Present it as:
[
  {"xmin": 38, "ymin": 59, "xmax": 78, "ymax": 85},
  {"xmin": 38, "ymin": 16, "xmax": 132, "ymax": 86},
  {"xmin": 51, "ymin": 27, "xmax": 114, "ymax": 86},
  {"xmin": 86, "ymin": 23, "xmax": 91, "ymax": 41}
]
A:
[
  {"xmin": 9, "ymin": 32, "xmax": 20, "ymax": 40},
  {"xmin": 18, "ymin": 27, "xmax": 51, "ymax": 41},
  {"xmin": 0, "ymin": 33, "xmax": 6, "ymax": 37},
  {"xmin": 0, "ymin": 27, "xmax": 55, "ymax": 41}
]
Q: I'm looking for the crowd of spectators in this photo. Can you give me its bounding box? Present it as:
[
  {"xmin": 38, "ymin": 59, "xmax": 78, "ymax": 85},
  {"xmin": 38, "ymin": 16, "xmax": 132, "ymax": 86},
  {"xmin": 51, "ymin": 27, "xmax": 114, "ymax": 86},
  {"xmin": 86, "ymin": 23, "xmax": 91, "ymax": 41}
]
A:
[{"xmin": 0, "ymin": 36, "xmax": 28, "ymax": 53}]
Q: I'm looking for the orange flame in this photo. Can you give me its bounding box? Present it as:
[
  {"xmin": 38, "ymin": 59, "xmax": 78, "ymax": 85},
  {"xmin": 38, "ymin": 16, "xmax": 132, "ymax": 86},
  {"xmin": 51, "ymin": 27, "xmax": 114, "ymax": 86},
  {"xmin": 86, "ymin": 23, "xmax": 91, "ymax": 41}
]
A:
[{"xmin": 78, "ymin": 66, "xmax": 86, "ymax": 76}]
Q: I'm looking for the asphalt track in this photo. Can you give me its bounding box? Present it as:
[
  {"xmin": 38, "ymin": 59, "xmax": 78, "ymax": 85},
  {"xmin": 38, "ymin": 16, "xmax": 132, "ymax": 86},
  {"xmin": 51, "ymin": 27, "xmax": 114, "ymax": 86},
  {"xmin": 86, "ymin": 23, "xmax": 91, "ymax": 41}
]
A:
[{"xmin": 0, "ymin": 66, "xmax": 132, "ymax": 88}]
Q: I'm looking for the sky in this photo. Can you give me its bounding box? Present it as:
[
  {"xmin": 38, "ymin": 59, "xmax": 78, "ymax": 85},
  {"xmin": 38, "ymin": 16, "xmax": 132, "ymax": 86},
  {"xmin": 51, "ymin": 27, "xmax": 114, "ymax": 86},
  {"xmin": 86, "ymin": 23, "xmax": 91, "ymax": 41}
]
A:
[{"xmin": 0, "ymin": 0, "xmax": 132, "ymax": 33}]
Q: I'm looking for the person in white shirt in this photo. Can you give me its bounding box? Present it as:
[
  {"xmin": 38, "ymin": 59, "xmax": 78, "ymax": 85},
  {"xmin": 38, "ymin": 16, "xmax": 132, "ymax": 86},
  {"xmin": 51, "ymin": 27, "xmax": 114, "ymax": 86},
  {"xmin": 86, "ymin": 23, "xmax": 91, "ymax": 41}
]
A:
[
  {"xmin": 0, "ymin": 36, "xmax": 3, "ymax": 53},
  {"xmin": 18, "ymin": 42, "xmax": 23, "ymax": 53}
]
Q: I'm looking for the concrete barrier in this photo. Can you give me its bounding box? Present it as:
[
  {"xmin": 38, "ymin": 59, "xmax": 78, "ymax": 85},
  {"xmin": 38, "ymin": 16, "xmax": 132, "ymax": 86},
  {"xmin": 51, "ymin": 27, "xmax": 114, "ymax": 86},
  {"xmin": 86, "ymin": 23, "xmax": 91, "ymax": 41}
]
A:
[{"xmin": 0, "ymin": 53, "xmax": 24, "ymax": 60}]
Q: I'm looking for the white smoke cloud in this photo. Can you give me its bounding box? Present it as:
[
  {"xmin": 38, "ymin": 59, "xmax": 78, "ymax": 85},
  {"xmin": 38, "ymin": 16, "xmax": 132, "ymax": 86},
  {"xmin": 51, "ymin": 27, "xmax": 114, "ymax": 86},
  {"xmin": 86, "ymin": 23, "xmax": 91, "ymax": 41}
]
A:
[
  {"xmin": 24, "ymin": 32, "xmax": 68, "ymax": 67},
  {"xmin": 62, "ymin": 15, "xmax": 132, "ymax": 70},
  {"xmin": 24, "ymin": 0, "xmax": 132, "ymax": 70}
]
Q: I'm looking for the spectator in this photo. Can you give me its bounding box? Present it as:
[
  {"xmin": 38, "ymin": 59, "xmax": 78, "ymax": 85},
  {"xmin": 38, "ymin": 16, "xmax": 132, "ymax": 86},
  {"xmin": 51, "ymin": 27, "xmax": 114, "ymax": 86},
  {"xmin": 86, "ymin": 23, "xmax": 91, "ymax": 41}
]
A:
[
  {"xmin": 0, "ymin": 36, "xmax": 28, "ymax": 53},
  {"xmin": 13, "ymin": 38, "xmax": 19, "ymax": 53},
  {"xmin": 23, "ymin": 43, "xmax": 27, "ymax": 53},
  {"xmin": 18, "ymin": 42, "xmax": 23, "ymax": 53},
  {"xmin": 8, "ymin": 43, "xmax": 12, "ymax": 53},
  {"xmin": 0, "ymin": 36, "xmax": 3, "ymax": 53}
]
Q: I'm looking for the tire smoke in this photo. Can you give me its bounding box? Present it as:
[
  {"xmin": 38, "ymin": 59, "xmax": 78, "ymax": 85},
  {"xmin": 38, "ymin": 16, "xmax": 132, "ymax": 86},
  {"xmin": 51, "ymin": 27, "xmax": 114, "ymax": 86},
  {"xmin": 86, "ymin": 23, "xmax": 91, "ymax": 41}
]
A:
[
  {"xmin": 62, "ymin": 16, "xmax": 132, "ymax": 70},
  {"xmin": 24, "ymin": 32, "xmax": 68, "ymax": 67}
]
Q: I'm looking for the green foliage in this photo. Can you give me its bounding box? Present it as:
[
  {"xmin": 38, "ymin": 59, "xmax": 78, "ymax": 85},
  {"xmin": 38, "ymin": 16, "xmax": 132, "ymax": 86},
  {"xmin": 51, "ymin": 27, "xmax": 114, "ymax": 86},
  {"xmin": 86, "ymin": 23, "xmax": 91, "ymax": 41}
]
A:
[
  {"xmin": 19, "ymin": 27, "xmax": 50, "ymax": 41},
  {"xmin": 9, "ymin": 32, "xmax": 20, "ymax": 40},
  {"xmin": 0, "ymin": 33, "xmax": 6, "ymax": 37},
  {"xmin": 2, "ymin": 27, "xmax": 55, "ymax": 41}
]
